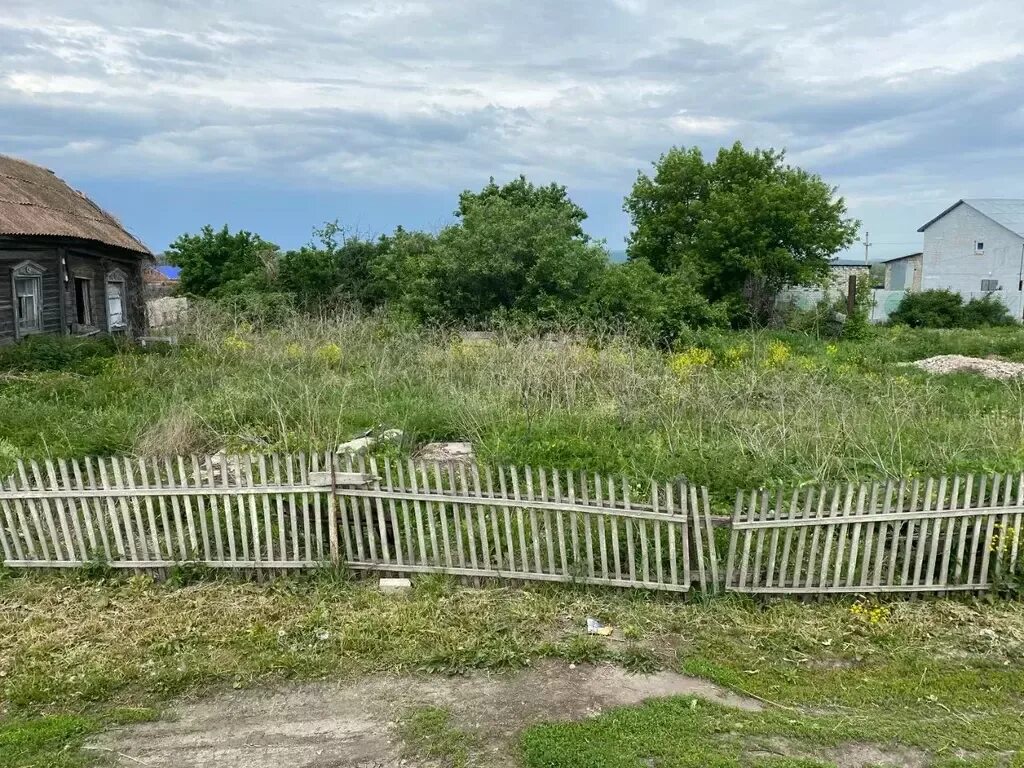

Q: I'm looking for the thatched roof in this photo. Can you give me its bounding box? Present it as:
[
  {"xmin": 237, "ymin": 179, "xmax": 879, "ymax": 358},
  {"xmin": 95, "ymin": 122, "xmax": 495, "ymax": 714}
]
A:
[{"xmin": 0, "ymin": 154, "xmax": 151, "ymax": 255}]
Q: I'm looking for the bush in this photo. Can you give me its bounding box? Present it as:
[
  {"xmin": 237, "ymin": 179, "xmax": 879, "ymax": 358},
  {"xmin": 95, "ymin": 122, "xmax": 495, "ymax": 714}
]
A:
[
  {"xmin": 0, "ymin": 335, "xmax": 125, "ymax": 373},
  {"xmin": 890, "ymin": 290, "xmax": 1016, "ymax": 329}
]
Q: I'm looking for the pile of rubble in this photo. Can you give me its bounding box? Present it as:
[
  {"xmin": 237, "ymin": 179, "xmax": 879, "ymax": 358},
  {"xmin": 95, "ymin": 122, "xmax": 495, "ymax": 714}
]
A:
[{"xmin": 911, "ymin": 354, "xmax": 1024, "ymax": 380}]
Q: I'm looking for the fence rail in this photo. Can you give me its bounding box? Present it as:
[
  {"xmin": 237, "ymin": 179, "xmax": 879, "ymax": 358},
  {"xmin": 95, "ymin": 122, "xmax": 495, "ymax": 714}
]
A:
[
  {"xmin": 0, "ymin": 453, "xmax": 720, "ymax": 593},
  {"xmin": 725, "ymin": 474, "xmax": 1024, "ymax": 595}
]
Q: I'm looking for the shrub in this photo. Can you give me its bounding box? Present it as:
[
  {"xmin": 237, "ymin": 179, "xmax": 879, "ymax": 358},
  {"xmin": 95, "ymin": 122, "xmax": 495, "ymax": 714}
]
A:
[
  {"xmin": 963, "ymin": 295, "xmax": 1017, "ymax": 327},
  {"xmin": 0, "ymin": 335, "xmax": 124, "ymax": 373},
  {"xmin": 890, "ymin": 290, "xmax": 1017, "ymax": 329}
]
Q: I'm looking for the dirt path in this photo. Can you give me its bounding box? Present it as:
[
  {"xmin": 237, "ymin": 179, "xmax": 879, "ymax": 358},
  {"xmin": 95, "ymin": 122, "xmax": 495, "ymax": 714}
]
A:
[{"xmin": 87, "ymin": 660, "xmax": 760, "ymax": 767}]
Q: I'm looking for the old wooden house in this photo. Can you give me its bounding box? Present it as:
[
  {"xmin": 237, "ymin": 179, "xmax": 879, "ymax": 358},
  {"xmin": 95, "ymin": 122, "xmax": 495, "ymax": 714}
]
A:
[{"xmin": 0, "ymin": 155, "xmax": 152, "ymax": 344}]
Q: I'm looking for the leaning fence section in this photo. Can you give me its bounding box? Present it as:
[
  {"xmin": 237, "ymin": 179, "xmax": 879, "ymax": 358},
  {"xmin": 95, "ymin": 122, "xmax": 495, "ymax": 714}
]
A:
[
  {"xmin": 0, "ymin": 454, "xmax": 720, "ymax": 593},
  {"xmin": 725, "ymin": 474, "xmax": 1024, "ymax": 595}
]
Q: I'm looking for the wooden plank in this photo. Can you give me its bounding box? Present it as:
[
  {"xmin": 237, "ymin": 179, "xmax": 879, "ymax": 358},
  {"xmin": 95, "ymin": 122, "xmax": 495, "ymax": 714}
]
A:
[
  {"xmin": 271, "ymin": 454, "xmax": 288, "ymax": 562},
  {"xmin": 367, "ymin": 456, "xmax": 393, "ymax": 564},
  {"xmin": 553, "ymin": 469, "xmax": 568, "ymax": 576},
  {"xmin": 32, "ymin": 460, "xmax": 73, "ymax": 561},
  {"xmin": 483, "ymin": 466, "xmax": 503, "ymax": 571},
  {"xmin": 10, "ymin": 467, "xmax": 40, "ymax": 560},
  {"xmin": 924, "ymin": 476, "xmax": 948, "ymax": 588},
  {"xmin": 326, "ymin": 453, "xmax": 341, "ymax": 565},
  {"xmin": 510, "ymin": 466, "xmax": 529, "ymax": 573},
  {"xmin": 567, "ymin": 471, "xmax": 580, "ymax": 573},
  {"xmin": 806, "ymin": 485, "xmax": 836, "ymax": 590},
  {"xmin": 702, "ymin": 487, "xmax": 720, "ymax": 591},
  {"xmin": 204, "ymin": 455, "xmax": 225, "ymax": 563},
  {"xmin": 143, "ymin": 457, "xmax": 173, "ymax": 559},
  {"xmin": 764, "ymin": 489, "xmax": 783, "ymax": 588},
  {"xmin": 690, "ymin": 484, "xmax": 707, "ymax": 591},
  {"xmin": 579, "ymin": 472, "xmax": 595, "ymax": 579},
  {"xmin": 995, "ymin": 473, "xmax": 1013, "ymax": 579},
  {"xmin": 886, "ymin": 479, "xmax": 907, "ymax": 585},
  {"xmin": 422, "ymin": 462, "xmax": 444, "ymax": 567},
  {"xmin": 777, "ymin": 488, "xmax": 800, "ymax": 589},
  {"xmin": 498, "ymin": 467, "xmax": 516, "ymax": 573},
  {"xmin": 0, "ymin": 475, "xmax": 27, "ymax": 561},
  {"xmin": 434, "ymin": 462, "xmax": 455, "ymax": 568},
  {"xmin": 607, "ymin": 477, "xmax": 621, "ymax": 580},
  {"xmin": 285, "ymin": 453, "xmax": 300, "ymax": 562},
  {"xmin": 911, "ymin": 477, "xmax": 935, "ymax": 588},
  {"xmin": 621, "ymin": 477, "xmax": 637, "ymax": 584},
  {"xmin": 936, "ymin": 476, "xmax": 960, "ymax": 592},
  {"xmin": 392, "ymin": 459, "xmax": 414, "ymax": 566},
  {"xmin": 724, "ymin": 491, "xmax": 742, "ymax": 590},
  {"xmin": 219, "ymin": 456, "xmax": 237, "ymax": 561},
  {"xmin": 978, "ymin": 474, "xmax": 1001, "ymax": 588},
  {"xmin": 457, "ymin": 463, "xmax": 478, "ymax": 570},
  {"xmin": 824, "ymin": 484, "xmax": 853, "ymax": 588},
  {"xmin": 524, "ymin": 467, "xmax": 542, "ymax": 574},
  {"xmin": 239, "ymin": 455, "xmax": 259, "ymax": 565},
  {"xmin": 842, "ymin": 484, "xmax": 868, "ymax": 587},
  {"xmin": 406, "ymin": 460, "xmax": 429, "ymax": 566},
  {"xmin": 594, "ymin": 474, "xmax": 608, "ymax": 580},
  {"xmin": 680, "ymin": 481, "xmax": 691, "ymax": 585},
  {"xmin": 858, "ymin": 483, "xmax": 881, "ymax": 588},
  {"xmin": 302, "ymin": 453, "xmax": 317, "ymax": 561},
  {"xmin": 295, "ymin": 454, "xmax": 312, "ymax": 562},
  {"xmin": 1011, "ymin": 473, "xmax": 1024, "ymax": 575},
  {"xmin": 791, "ymin": 487, "xmax": 815, "ymax": 589},
  {"xmin": 53, "ymin": 459, "xmax": 89, "ymax": 561},
  {"xmin": 666, "ymin": 482, "xmax": 678, "ymax": 587},
  {"xmin": 48, "ymin": 459, "xmax": 87, "ymax": 561},
  {"xmin": 75, "ymin": 458, "xmax": 110, "ymax": 561},
  {"xmin": 966, "ymin": 475, "xmax": 988, "ymax": 586},
  {"xmin": 870, "ymin": 481, "xmax": 895, "ymax": 588},
  {"xmin": 751, "ymin": 490, "xmax": 769, "ymax": 589},
  {"xmin": 160, "ymin": 457, "xmax": 188, "ymax": 560},
  {"xmin": 110, "ymin": 459, "xmax": 142, "ymax": 561},
  {"xmin": 737, "ymin": 490, "xmax": 756, "ymax": 590},
  {"xmin": 173, "ymin": 457, "xmax": 199, "ymax": 560},
  {"xmin": 355, "ymin": 455, "xmax": 377, "ymax": 562},
  {"xmin": 650, "ymin": 481, "xmax": 662, "ymax": 585},
  {"xmin": 307, "ymin": 471, "xmax": 380, "ymax": 487},
  {"xmin": 899, "ymin": 479, "xmax": 921, "ymax": 587},
  {"xmin": 21, "ymin": 461, "xmax": 58, "ymax": 561}
]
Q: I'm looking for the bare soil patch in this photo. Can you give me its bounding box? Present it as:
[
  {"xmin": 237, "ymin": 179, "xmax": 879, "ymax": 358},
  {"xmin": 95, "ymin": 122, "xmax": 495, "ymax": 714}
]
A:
[{"xmin": 88, "ymin": 661, "xmax": 758, "ymax": 767}]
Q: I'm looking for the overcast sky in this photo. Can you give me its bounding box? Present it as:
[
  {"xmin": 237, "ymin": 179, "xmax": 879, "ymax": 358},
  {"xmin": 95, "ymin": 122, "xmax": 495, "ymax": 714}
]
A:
[{"xmin": 2, "ymin": 1, "xmax": 1022, "ymax": 259}]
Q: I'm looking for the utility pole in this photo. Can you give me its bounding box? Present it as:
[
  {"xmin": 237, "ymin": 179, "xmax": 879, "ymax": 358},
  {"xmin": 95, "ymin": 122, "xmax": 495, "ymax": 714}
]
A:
[{"xmin": 863, "ymin": 231, "xmax": 872, "ymax": 264}]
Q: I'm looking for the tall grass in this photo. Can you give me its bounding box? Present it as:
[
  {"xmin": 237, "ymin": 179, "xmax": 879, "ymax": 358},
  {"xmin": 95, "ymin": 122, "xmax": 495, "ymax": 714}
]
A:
[{"xmin": 3, "ymin": 305, "xmax": 1024, "ymax": 500}]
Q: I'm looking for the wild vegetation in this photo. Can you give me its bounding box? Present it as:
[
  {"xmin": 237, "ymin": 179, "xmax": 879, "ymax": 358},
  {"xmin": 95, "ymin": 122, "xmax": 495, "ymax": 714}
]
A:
[{"xmin": 3, "ymin": 311, "xmax": 1024, "ymax": 505}]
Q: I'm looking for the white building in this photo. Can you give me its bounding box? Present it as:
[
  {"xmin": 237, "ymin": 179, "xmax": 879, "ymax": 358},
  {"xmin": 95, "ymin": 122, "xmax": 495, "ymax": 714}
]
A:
[{"xmin": 918, "ymin": 199, "xmax": 1024, "ymax": 319}]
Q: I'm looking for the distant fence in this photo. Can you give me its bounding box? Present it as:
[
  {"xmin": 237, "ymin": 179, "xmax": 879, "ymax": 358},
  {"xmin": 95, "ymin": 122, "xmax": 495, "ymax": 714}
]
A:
[
  {"xmin": 2, "ymin": 454, "xmax": 1020, "ymax": 598},
  {"xmin": 0, "ymin": 454, "xmax": 719, "ymax": 593}
]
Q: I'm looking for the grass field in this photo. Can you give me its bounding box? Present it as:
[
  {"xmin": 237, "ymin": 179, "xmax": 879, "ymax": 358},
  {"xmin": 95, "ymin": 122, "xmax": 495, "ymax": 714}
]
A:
[
  {"xmin": 1, "ymin": 572, "xmax": 1024, "ymax": 766},
  {"xmin": 5, "ymin": 312, "xmax": 1024, "ymax": 766},
  {"xmin": 3, "ymin": 310, "xmax": 1024, "ymax": 505}
]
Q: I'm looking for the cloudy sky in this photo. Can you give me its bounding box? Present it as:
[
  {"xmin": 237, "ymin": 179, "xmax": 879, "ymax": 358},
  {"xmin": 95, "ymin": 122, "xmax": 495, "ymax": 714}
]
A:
[{"xmin": 2, "ymin": 1, "xmax": 1022, "ymax": 259}]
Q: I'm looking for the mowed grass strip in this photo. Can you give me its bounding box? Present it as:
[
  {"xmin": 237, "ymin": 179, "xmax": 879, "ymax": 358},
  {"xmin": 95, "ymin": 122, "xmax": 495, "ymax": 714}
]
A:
[{"xmin": 2, "ymin": 572, "xmax": 1024, "ymax": 765}]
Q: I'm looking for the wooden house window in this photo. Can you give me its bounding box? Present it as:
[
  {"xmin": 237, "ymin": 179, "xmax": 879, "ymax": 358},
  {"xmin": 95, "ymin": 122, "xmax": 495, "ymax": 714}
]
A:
[
  {"xmin": 105, "ymin": 269, "xmax": 128, "ymax": 331},
  {"xmin": 74, "ymin": 277, "xmax": 92, "ymax": 326},
  {"xmin": 11, "ymin": 260, "xmax": 46, "ymax": 337}
]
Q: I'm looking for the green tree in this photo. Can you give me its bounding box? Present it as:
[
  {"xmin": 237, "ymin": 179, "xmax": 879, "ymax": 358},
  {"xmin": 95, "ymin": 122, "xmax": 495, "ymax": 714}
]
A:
[
  {"xmin": 457, "ymin": 176, "xmax": 589, "ymax": 240},
  {"xmin": 277, "ymin": 222, "xmax": 388, "ymax": 309},
  {"xmin": 624, "ymin": 142, "xmax": 859, "ymax": 323},
  {"xmin": 165, "ymin": 225, "xmax": 279, "ymax": 297},
  {"xmin": 395, "ymin": 193, "xmax": 607, "ymax": 323},
  {"xmin": 586, "ymin": 259, "xmax": 727, "ymax": 342}
]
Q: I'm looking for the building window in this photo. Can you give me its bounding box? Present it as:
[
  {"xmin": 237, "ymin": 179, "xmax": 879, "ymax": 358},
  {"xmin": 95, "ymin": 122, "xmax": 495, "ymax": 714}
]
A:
[
  {"xmin": 74, "ymin": 277, "xmax": 92, "ymax": 326},
  {"xmin": 981, "ymin": 279, "xmax": 1001, "ymax": 292},
  {"xmin": 11, "ymin": 260, "xmax": 46, "ymax": 337},
  {"xmin": 105, "ymin": 269, "xmax": 128, "ymax": 331},
  {"xmin": 975, "ymin": 240, "xmax": 985, "ymax": 254}
]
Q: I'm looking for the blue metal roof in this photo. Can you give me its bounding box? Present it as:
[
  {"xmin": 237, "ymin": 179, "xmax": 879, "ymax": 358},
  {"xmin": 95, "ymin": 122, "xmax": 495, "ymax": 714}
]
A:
[{"xmin": 155, "ymin": 265, "xmax": 181, "ymax": 280}]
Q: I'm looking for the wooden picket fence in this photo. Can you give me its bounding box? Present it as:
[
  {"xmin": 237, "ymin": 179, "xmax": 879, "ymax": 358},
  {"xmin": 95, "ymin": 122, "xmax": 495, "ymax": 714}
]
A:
[
  {"xmin": 0, "ymin": 453, "xmax": 720, "ymax": 593},
  {"xmin": 725, "ymin": 473, "xmax": 1024, "ymax": 595}
]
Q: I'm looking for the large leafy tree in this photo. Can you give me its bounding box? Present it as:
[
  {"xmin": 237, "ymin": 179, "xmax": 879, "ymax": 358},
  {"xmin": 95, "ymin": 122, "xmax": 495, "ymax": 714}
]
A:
[
  {"xmin": 277, "ymin": 222, "xmax": 388, "ymax": 309},
  {"xmin": 395, "ymin": 189, "xmax": 607, "ymax": 323},
  {"xmin": 457, "ymin": 176, "xmax": 590, "ymax": 241},
  {"xmin": 624, "ymin": 142, "xmax": 859, "ymax": 323},
  {"xmin": 165, "ymin": 225, "xmax": 279, "ymax": 297}
]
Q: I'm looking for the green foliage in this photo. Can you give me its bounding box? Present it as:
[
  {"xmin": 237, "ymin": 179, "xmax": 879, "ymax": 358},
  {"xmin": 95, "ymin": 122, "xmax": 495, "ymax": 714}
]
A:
[
  {"xmin": 456, "ymin": 175, "xmax": 589, "ymax": 240},
  {"xmin": 624, "ymin": 142, "xmax": 860, "ymax": 323},
  {"xmin": 0, "ymin": 334, "xmax": 125, "ymax": 373},
  {"xmin": 890, "ymin": 290, "xmax": 1016, "ymax": 329},
  {"xmin": 841, "ymin": 273, "xmax": 874, "ymax": 340},
  {"xmin": 585, "ymin": 258, "xmax": 727, "ymax": 342},
  {"xmin": 399, "ymin": 707, "xmax": 478, "ymax": 768},
  {"xmin": 394, "ymin": 193, "xmax": 608, "ymax": 323},
  {"xmin": 166, "ymin": 224, "xmax": 279, "ymax": 298}
]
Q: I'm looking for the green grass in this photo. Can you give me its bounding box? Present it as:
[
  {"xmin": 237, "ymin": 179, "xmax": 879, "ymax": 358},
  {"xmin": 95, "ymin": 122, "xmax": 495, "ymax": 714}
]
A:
[
  {"xmin": 3, "ymin": 572, "xmax": 1024, "ymax": 766},
  {"xmin": 3, "ymin": 313, "xmax": 1024, "ymax": 504},
  {"xmin": 400, "ymin": 706, "xmax": 479, "ymax": 768}
]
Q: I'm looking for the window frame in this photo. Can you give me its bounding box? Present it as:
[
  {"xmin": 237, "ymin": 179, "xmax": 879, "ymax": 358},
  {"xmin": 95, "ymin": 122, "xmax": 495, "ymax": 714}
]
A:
[
  {"xmin": 11, "ymin": 260, "xmax": 46, "ymax": 339},
  {"xmin": 73, "ymin": 275, "xmax": 93, "ymax": 327},
  {"xmin": 975, "ymin": 240, "xmax": 985, "ymax": 254},
  {"xmin": 104, "ymin": 268, "xmax": 128, "ymax": 332}
]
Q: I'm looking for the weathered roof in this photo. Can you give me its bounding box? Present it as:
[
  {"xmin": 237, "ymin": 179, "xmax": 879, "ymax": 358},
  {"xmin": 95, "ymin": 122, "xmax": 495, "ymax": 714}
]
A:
[
  {"xmin": 829, "ymin": 257, "xmax": 872, "ymax": 268},
  {"xmin": 0, "ymin": 154, "xmax": 151, "ymax": 255},
  {"xmin": 880, "ymin": 251, "xmax": 923, "ymax": 264},
  {"xmin": 918, "ymin": 199, "xmax": 1024, "ymax": 238}
]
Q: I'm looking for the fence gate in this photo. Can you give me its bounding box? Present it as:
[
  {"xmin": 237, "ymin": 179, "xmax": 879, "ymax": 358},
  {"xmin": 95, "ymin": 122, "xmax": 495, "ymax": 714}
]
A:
[
  {"xmin": 725, "ymin": 474, "xmax": 1024, "ymax": 595},
  {"xmin": 0, "ymin": 453, "xmax": 720, "ymax": 593}
]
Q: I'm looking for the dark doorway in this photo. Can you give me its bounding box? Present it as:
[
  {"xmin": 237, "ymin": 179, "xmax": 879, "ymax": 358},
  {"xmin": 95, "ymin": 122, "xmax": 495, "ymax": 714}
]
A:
[{"xmin": 75, "ymin": 277, "xmax": 92, "ymax": 326}]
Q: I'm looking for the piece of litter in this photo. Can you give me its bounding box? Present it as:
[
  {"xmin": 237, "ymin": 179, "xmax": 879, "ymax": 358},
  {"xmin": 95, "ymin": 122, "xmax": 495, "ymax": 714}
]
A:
[
  {"xmin": 587, "ymin": 618, "xmax": 613, "ymax": 636},
  {"xmin": 379, "ymin": 577, "xmax": 412, "ymax": 593}
]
